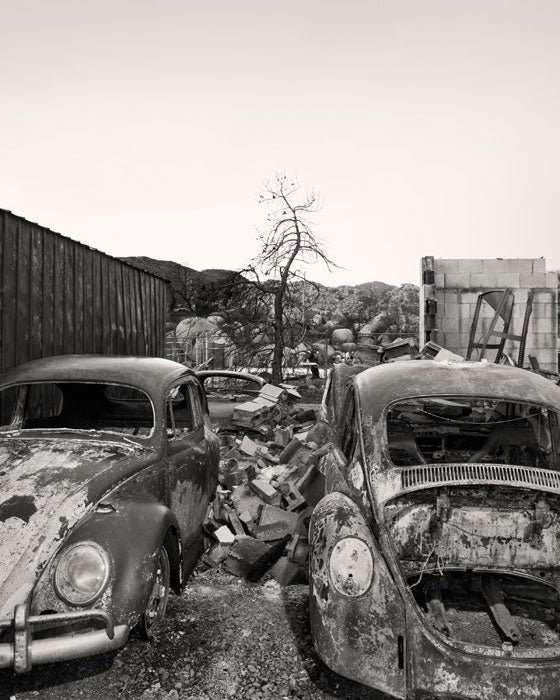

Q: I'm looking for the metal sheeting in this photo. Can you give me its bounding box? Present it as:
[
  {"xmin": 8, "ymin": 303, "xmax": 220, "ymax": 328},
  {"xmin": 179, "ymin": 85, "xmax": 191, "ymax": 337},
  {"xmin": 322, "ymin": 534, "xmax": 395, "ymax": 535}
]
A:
[{"xmin": 0, "ymin": 209, "xmax": 168, "ymax": 374}]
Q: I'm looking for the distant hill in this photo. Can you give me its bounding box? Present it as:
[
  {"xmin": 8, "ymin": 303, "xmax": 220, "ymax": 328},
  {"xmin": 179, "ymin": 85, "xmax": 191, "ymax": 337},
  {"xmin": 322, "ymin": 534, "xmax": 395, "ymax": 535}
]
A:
[
  {"xmin": 121, "ymin": 257, "xmax": 247, "ymax": 317},
  {"xmin": 122, "ymin": 256, "xmax": 210, "ymax": 285},
  {"xmin": 122, "ymin": 256, "xmax": 419, "ymax": 333}
]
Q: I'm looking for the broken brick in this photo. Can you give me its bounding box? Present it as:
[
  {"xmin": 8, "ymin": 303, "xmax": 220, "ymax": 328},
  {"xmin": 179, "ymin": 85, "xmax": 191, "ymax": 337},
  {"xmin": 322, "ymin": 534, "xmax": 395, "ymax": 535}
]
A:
[
  {"xmin": 238, "ymin": 509, "xmax": 255, "ymax": 533},
  {"xmin": 269, "ymin": 555, "xmax": 304, "ymax": 585},
  {"xmin": 232, "ymin": 402, "xmax": 264, "ymax": 428},
  {"xmin": 203, "ymin": 542, "xmax": 231, "ymax": 567},
  {"xmin": 239, "ymin": 435, "xmax": 260, "ymax": 456},
  {"xmin": 253, "ymin": 522, "xmax": 294, "ymax": 541},
  {"xmin": 278, "ymin": 437, "xmax": 303, "ymax": 463},
  {"xmin": 274, "ymin": 425, "xmax": 294, "ymax": 448},
  {"xmin": 225, "ymin": 508, "xmax": 245, "ymax": 536},
  {"xmin": 278, "ymin": 482, "xmax": 307, "ymax": 511},
  {"xmin": 222, "ymin": 536, "xmax": 270, "ymax": 577},
  {"xmin": 259, "ymin": 383, "xmax": 285, "ymax": 402},
  {"xmin": 232, "ymin": 485, "xmax": 265, "ymax": 521},
  {"xmin": 286, "ymin": 534, "xmax": 309, "ymax": 564},
  {"xmin": 214, "ymin": 525, "xmax": 236, "ymax": 544},
  {"xmin": 258, "ymin": 504, "xmax": 299, "ymax": 532},
  {"xmin": 221, "ymin": 469, "xmax": 246, "ymax": 490},
  {"xmin": 249, "ymin": 479, "xmax": 282, "ymax": 506},
  {"xmin": 246, "ymin": 535, "xmax": 291, "ymax": 582}
]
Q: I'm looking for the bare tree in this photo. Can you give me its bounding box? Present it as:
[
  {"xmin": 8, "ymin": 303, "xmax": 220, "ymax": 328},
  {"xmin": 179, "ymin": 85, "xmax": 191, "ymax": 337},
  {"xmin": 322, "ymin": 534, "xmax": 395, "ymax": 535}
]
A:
[{"xmin": 245, "ymin": 173, "xmax": 336, "ymax": 384}]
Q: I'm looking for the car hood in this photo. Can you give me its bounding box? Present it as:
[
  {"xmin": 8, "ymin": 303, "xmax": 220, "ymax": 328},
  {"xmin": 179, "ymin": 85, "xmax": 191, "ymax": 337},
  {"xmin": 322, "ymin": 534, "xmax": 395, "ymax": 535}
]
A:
[{"xmin": 0, "ymin": 435, "xmax": 155, "ymax": 618}]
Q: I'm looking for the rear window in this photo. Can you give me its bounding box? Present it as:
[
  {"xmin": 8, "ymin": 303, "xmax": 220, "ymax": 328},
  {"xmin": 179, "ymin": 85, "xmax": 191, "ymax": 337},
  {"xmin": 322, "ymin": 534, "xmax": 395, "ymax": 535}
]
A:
[
  {"xmin": 0, "ymin": 382, "xmax": 154, "ymax": 439},
  {"xmin": 202, "ymin": 376, "xmax": 261, "ymax": 398},
  {"xmin": 386, "ymin": 397, "xmax": 559, "ymax": 470}
]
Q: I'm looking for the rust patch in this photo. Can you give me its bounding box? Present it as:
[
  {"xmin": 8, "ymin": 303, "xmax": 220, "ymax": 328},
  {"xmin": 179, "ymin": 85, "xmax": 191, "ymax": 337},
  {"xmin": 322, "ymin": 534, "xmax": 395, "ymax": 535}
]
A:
[{"xmin": 0, "ymin": 494, "xmax": 36, "ymax": 523}]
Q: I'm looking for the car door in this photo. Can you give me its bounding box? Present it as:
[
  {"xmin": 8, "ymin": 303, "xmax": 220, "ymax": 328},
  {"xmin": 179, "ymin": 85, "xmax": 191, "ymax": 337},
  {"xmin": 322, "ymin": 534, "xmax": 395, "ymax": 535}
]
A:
[{"xmin": 164, "ymin": 379, "xmax": 211, "ymax": 547}]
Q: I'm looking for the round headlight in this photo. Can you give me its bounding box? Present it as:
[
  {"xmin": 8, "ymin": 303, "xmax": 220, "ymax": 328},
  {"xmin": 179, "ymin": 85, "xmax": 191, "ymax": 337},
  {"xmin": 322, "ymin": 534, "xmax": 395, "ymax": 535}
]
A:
[
  {"xmin": 329, "ymin": 537, "xmax": 374, "ymax": 597},
  {"xmin": 54, "ymin": 542, "xmax": 110, "ymax": 606}
]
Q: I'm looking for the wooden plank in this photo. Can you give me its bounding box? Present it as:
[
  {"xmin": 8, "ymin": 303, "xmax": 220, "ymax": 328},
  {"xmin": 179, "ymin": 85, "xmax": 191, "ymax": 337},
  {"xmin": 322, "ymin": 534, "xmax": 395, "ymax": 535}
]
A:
[
  {"xmin": 16, "ymin": 221, "xmax": 30, "ymax": 365},
  {"xmin": 29, "ymin": 224, "xmax": 43, "ymax": 360},
  {"xmin": 41, "ymin": 231, "xmax": 54, "ymax": 360},
  {"xmin": 1, "ymin": 212, "xmax": 18, "ymax": 372},
  {"xmin": 63, "ymin": 240, "xmax": 74, "ymax": 354},
  {"xmin": 76, "ymin": 242, "xmax": 85, "ymax": 353}
]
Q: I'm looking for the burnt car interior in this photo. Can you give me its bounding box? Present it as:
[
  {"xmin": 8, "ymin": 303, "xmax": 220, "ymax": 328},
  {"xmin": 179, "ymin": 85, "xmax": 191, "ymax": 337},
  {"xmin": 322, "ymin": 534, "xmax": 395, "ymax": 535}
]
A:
[
  {"xmin": 0, "ymin": 382, "xmax": 155, "ymax": 437},
  {"xmin": 387, "ymin": 397, "xmax": 558, "ymax": 469},
  {"xmin": 383, "ymin": 396, "xmax": 560, "ymax": 654}
]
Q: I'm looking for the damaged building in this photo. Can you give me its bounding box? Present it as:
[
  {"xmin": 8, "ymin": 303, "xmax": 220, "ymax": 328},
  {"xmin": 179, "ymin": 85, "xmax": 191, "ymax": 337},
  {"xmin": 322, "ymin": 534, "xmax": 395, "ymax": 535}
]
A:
[{"xmin": 420, "ymin": 256, "xmax": 558, "ymax": 373}]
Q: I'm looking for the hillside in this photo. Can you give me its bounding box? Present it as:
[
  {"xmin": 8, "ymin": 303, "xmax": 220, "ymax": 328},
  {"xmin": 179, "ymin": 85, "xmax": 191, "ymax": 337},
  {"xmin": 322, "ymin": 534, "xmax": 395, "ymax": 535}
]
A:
[
  {"xmin": 122, "ymin": 256, "xmax": 419, "ymax": 333},
  {"xmin": 122, "ymin": 257, "xmax": 245, "ymax": 317}
]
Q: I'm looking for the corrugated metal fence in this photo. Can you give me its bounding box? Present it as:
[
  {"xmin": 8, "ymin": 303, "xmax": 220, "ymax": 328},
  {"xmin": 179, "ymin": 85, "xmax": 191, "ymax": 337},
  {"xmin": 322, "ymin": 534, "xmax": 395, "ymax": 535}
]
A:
[{"xmin": 0, "ymin": 209, "xmax": 168, "ymax": 375}]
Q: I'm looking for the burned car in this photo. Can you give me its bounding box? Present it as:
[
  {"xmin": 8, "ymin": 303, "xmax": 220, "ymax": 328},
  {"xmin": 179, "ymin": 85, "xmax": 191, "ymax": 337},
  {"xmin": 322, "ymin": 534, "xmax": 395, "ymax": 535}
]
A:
[
  {"xmin": 0, "ymin": 355, "xmax": 218, "ymax": 673},
  {"xmin": 195, "ymin": 370, "xmax": 266, "ymax": 425},
  {"xmin": 310, "ymin": 360, "xmax": 560, "ymax": 699}
]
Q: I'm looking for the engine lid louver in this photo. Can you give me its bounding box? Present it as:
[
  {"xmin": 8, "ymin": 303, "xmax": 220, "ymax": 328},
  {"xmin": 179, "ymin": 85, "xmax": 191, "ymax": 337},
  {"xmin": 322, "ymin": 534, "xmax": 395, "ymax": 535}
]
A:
[{"xmin": 401, "ymin": 463, "xmax": 560, "ymax": 494}]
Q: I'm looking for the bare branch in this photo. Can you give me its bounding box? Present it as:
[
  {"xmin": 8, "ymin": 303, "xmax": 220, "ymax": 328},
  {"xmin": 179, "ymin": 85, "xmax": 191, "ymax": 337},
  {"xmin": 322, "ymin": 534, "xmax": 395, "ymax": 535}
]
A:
[{"xmin": 242, "ymin": 173, "xmax": 339, "ymax": 383}]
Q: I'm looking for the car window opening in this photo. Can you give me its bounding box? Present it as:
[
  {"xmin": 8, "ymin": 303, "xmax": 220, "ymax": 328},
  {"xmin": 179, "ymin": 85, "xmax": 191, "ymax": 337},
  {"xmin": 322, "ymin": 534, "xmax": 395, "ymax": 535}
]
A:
[
  {"xmin": 0, "ymin": 382, "xmax": 155, "ymax": 438},
  {"xmin": 387, "ymin": 397, "xmax": 559, "ymax": 471},
  {"xmin": 166, "ymin": 384, "xmax": 198, "ymax": 437},
  {"xmin": 340, "ymin": 387, "xmax": 357, "ymax": 461},
  {"xmin": 203, "ymin": 376, "xmax": 260, "ymax": 400}
]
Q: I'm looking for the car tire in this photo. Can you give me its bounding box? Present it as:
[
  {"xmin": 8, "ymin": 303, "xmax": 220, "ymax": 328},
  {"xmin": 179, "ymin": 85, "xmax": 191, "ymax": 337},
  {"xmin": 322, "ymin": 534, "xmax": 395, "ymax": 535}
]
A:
[{"xmin": 138, "ymin": 544, "xmax": 171, "ymax": 640}]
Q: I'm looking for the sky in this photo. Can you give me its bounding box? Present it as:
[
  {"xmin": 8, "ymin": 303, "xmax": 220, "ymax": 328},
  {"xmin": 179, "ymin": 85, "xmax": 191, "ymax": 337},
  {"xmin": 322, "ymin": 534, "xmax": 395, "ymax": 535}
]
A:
[{"xmin": 1, "ymin": 1, "xmax": 559, "ymax": 286}]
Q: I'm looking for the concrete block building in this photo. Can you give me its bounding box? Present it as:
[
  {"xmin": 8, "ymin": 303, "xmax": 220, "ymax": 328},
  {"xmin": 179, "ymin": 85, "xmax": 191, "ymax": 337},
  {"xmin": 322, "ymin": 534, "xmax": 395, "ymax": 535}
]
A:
[{"xmin": 420, "ymin": 257, "xmax": 558, "ymax": 373}]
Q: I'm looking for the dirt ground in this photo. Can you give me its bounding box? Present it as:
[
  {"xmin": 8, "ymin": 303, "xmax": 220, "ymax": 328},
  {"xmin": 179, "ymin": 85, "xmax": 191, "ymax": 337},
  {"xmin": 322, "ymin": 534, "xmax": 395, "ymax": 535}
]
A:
[{"xmin": 0, "ymin": 568, "xmax": 386, "ymax": 700}]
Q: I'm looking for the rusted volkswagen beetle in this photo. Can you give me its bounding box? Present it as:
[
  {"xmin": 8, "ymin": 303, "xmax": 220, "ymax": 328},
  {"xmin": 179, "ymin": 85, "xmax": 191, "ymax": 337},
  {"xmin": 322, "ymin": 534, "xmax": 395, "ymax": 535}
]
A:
[
  {"xmin": 0, "ymin": 355, "xmax": 218, "ymax": 673},
  {"xmin": 310, "ymin": 360, "xmax": 560, "ymax": 699},
  {"xmin": 195, "ymin": 370, "xmax": 266, "ymax": 424}
]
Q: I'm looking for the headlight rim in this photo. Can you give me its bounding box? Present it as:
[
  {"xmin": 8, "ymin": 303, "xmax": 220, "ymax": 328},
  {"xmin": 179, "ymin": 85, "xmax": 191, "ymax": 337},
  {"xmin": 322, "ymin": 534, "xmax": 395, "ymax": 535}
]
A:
[
  {"xmin": 53, "ymin": 540, "xmax": 111, "ymax": 607},
  {"xmin": 328, "ymin": 535, "xmax": 375, "ymax": 598}
]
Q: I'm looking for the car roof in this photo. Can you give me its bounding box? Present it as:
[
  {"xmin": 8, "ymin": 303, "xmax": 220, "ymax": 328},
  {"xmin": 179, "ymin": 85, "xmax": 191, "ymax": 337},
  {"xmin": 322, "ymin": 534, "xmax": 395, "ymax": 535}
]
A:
[
  {"xmin": 354, "ymin": 360, "xmax": 560, "ymax": 423},
  {"xmin": 195, "ymin": 370, "xmax": 266, "ymax": 387},
  {"xmin": 0, "ymin": 355, "xmax": 194, "ymax": 396}
]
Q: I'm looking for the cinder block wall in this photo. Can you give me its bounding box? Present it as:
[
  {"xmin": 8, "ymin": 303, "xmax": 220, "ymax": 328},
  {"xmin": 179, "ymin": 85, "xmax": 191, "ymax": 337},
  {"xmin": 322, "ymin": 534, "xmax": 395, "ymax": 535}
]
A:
[{"xmin": 420, "ymin": 257, "xmax": 558, "ymax": 372}]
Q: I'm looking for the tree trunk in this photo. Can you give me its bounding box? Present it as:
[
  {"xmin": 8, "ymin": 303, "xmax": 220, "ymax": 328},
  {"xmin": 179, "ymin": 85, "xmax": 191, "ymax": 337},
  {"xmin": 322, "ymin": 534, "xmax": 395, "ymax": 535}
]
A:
[{"xmin": 271, "ymin": 289, "xmax": 284, "ymax": 385}]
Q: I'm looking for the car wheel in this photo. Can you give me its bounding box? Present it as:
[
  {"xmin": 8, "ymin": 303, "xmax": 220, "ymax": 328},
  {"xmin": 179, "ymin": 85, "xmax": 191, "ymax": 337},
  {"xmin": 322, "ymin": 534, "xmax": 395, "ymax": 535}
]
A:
[{"xmin": 139, "ymin": 545, "xmax": 170, "ymax": 639}]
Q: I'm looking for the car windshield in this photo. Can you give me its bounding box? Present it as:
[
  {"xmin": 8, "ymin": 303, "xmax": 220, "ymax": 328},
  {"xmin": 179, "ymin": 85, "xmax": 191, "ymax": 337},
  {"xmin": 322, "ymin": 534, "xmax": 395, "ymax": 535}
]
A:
[
  {"xmin": 0, "ymin": 382, "xmax": 155, "ymax": 439},
  {"xmin": 202, "ymin": 376, "xmax": 261, "ymax": 398},
  {"xmin": 386, "ymin": 396, "xmax": 560, "ymax": 470}
]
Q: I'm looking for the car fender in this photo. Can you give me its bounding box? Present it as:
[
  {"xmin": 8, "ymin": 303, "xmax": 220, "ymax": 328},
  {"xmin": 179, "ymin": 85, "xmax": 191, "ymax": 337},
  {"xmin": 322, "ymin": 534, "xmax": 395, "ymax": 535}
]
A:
[
  {"xmin": 309, "ymin": 491, "xmax": 407, "ymax": 699},
  {"xmin": 32, "ymin": 500, "xmax": 180, "ymax": 628}
]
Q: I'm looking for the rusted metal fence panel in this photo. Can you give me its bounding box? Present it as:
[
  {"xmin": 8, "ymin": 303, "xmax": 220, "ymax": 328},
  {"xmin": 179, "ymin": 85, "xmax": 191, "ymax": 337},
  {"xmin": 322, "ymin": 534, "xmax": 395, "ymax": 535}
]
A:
[{"xmin": 0, "ymin": 209, "xmax": 168, "ymax": 375}]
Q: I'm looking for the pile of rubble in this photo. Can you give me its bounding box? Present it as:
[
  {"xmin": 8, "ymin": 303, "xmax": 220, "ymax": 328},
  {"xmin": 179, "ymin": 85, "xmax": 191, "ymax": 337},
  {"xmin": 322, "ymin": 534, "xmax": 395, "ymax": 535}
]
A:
[{"xmin": 202, "ymin": 384, "xmax": 328, "ymax": 586}]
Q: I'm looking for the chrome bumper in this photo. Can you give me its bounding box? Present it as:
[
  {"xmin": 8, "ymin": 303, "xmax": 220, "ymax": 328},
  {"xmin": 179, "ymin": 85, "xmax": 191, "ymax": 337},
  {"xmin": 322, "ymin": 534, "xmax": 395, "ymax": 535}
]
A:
[{"xmin": 0, "ymin": 604, "xmax": 129, "ymax": 673}]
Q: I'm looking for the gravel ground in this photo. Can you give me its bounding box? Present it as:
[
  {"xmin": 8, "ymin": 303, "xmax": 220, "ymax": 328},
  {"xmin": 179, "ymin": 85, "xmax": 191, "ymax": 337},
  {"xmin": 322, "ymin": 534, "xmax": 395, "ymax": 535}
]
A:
[{"xmin": 0, "ymin": 568, "xmax": 387, "ymax": 700}]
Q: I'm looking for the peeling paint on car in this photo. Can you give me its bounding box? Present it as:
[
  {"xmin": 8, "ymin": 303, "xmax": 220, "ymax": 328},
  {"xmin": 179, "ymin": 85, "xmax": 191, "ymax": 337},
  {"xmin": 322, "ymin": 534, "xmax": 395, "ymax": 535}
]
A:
[
  {"xmin": 311, "ymin": 360, "xmax": 560, "ymax": 699},
  {"xmin": 0, "ymin": 356, "xmax": 219, "ymax": 673}
]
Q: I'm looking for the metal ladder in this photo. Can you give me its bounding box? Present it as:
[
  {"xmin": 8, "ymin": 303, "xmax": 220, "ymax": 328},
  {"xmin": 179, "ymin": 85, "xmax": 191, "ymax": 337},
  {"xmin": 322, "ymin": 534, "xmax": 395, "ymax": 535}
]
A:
[{"xmin": 466, "ymin": 289, "xmax": 534, "ymax": 367}]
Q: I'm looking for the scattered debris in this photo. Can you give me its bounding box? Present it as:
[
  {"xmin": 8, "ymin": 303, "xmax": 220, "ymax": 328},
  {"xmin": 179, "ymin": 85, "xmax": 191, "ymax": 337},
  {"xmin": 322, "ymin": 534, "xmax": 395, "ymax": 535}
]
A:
[
  {"xmin": 204, "ymin": 383, "xmax": 325, "ymax": 585},
  {"xmin": 420, "ymin": 340, "xmax": 465, "ymax": 363}
]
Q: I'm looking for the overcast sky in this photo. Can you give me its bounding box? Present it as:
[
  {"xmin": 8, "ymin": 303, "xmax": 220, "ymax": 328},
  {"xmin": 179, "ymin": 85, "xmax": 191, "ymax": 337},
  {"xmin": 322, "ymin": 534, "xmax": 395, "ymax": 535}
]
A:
[{"xmin": 1, "ymin": 1, "xmax": 559, "ymax": 286}]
